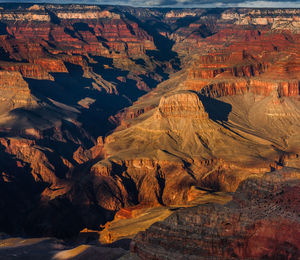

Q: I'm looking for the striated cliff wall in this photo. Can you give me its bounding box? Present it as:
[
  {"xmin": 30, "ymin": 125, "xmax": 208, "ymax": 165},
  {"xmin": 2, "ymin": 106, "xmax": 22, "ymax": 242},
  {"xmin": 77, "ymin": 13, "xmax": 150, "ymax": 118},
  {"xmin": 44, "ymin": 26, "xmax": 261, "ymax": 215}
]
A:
[{"xmin": 132, "ymin": 169, "xmax": 300, "ymax": 259}]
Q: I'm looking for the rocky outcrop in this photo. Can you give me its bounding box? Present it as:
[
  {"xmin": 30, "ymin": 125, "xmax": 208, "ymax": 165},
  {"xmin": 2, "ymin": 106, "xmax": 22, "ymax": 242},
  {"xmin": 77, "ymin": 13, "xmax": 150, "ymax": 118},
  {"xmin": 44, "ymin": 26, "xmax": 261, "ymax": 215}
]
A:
[
  {"xmin": 0, "ymin": 10, "xmax": 50, "ymax": 22},
  {"xmin": 156, "ymin": 91, "xmax": 208, "ymax": 119},
  {"xmin": 32, "ymin": 58, "xmax": 68, "ymax": 73},
  {"xmin": 131, "ymin": 168, "xmax": 300, "ymax": 259},
  {"xmin": 56, "ymin": 9, "xmax": 121, "ymax": 20},
  {"xmin": 0, "ymin": 137, "xmax": 70, "ymax": 184},
  {"xmin": 185, "ymin": 46, "xmax": 300, "ymax": 98},
  {"xmin": 0, "ymin": 62, "xmax": 54, "ymax": 80},
  {"xmin": 0, "ymin": 71, "xmax": 36, "ymax": 109},
  {"xmin": 73, "ymin": 136, "xmax": 104, "ymax": 164}
]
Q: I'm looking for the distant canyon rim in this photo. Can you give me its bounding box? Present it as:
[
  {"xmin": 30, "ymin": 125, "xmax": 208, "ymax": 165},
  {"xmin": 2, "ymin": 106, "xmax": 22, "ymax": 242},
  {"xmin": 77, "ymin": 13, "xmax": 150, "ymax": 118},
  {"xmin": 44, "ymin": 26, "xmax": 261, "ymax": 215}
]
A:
[{"xmin": 0, "ymin": 3, "xmax": 299, "ymax": 259}]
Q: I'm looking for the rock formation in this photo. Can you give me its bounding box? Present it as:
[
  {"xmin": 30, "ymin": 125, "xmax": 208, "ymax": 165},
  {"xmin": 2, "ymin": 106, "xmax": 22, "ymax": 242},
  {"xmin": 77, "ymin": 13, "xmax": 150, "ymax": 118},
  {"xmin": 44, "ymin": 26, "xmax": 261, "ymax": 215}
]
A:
[
  {"xmin": 88, "ymin": 35, "xmax": 300, "ymax": 211},
  {"xmin": 0, "ymin": 71, "xmax": 36, "ymax": 110},
  {"xmin": 131, "ymin": 168, "xmax": 300, "ymax": 259}
]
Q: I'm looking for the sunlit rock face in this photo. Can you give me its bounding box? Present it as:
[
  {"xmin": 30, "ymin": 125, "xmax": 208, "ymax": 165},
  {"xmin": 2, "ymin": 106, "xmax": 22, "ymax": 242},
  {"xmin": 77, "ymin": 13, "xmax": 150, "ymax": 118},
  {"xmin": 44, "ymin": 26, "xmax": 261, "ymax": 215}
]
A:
[
  {"xmin": 0, "ymin": 4, "xmax": 299, "ymax": 245},
  {"xmin": 156, "ymin": 91, "xmax": 208, "ymax": 119},
  {"xmin": 131, "ymin": 169, "xmax": 300, "ymax": 260},
  {"xmin": 0, "ymin": 71, "xmax": 37, "ymax": 110}
]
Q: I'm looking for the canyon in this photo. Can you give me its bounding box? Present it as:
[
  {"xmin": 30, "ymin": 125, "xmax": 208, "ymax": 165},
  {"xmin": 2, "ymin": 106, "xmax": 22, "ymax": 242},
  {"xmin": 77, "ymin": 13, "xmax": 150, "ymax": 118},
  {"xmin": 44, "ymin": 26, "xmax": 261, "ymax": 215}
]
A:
[{"xmin": 0, "ymin": 4, "xmax": 299, "ymax": 259}]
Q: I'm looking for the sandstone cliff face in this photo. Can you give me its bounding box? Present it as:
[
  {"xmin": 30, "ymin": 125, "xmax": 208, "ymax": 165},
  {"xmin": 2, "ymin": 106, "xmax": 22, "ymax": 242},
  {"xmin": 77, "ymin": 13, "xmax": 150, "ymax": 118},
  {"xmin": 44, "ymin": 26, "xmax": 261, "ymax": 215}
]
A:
[
  {"xmin": 156, "ymin": 91, "xmax": 208, "ymax": 119},
  {"xmin": 131, "ymin": 168, "xmax": 300, "ymax": 260},
  {"xmin": 0, "ymin": 62, "xmax": 54, "ymax": 80},
  {"xmin": 0, "ymin": 71, "xmax": 37, "ymax": 110},
  {"xmin": 186, "ymin": 49, "xmax": 300, "ymax": 98}
]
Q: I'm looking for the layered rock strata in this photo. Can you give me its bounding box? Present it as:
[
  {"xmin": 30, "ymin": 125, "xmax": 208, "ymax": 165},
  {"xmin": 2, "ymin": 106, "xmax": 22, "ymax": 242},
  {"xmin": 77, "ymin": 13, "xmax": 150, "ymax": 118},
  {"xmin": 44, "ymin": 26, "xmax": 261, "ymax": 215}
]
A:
[{"xmin": 131, "ymin": 168, "xmax": 300, "ymax": 259}]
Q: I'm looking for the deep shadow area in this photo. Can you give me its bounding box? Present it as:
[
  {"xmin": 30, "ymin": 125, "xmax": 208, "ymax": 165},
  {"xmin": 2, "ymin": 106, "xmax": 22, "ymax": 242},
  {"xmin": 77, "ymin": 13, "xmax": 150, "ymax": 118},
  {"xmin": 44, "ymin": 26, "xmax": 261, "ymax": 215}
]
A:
[
  {"xmin": 0, "ymin": 143, "xmax": 116, "ymax": 239},
  {"xmin": 0, "ymin": 144, "xmax": 44, "ymax": 235},
  {"xmin": 73, "ymin": 22, "xmax": 94, "ymax": 33},
  {"xmin": 104, "ymin": 238, "xmax": 132, "ymax": 250},
  {"xmin": 203, "ymin": 8, "xmax": 228, "ymax": 17},
  {"xmin": 123, "ymin": 12, "xmax": 179, "ymax": 64},
  {"xmin": 198, "ymin": 94, "xmax": 232, "ymax": 121},
  {"xmin": 23, "ymin": 197, "xmax": 115, "ymax": 239},
  {"xmin": 155, "ymin": 170, "xmax": 166, "ymax": 206},
  {"xmin": 0, "ymin": 47, "xmax": 14, "ymax": 61},
  {"xmin": 45, "ymin": 8, "xmax": 61, "ymax": 25},
  {"xmin": 170, "ymin": 16, "xmax": 200, "ymax": 32},
  {"xmin": 192, "ymin": 23, "xmax": 216, "ymax": 38},
  {"xmin": 23, "ymin": 61, "xmax": 138, "ymax": 141},
  {"xmin": 0, "ymin": 21, "xmax": 8, "ymax": 35},
  {"xmin": 90, "ymin": 56, "xmax": 149, "ymax": 102}
]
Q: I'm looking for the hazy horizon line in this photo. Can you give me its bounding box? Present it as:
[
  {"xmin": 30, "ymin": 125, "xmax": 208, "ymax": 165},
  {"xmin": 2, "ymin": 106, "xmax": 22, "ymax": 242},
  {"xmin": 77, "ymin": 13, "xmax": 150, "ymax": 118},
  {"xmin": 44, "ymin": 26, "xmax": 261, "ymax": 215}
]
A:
[
  {"xmin": 0, "ymin": 1, "xmax": 299, "ymax": 9},
  {"xmin": 0, "ymin": 0, "xmax": 300, "ymax": 9}
]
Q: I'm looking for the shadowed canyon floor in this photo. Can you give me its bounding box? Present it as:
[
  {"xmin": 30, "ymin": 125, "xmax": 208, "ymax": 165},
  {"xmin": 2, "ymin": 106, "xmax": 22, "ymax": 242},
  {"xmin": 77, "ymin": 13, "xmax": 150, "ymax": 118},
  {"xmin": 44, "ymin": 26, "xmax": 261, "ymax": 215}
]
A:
[{"xmin": 0, "ymin": 3, "xmax": 299, "ymax": 259}]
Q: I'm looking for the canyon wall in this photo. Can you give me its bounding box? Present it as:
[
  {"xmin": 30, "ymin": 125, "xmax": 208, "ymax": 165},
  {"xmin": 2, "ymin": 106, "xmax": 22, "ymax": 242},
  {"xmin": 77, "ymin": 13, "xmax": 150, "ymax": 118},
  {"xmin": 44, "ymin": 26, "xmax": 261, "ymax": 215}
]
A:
[
  {"xmin": 132, "ymin": 168, "xmax": 300, "ymax": 259},
  {"xmin": 0, "ymin": 4, "xmax": 299, "ymax": 240}
]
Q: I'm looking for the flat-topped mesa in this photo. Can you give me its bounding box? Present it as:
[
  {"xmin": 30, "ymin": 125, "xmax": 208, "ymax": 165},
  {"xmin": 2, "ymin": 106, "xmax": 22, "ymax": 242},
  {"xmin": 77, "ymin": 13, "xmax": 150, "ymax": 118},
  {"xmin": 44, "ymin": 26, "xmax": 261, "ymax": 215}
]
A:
[{"xmin": 156, "ymin": 91, "xmax": 208, "ymax": 119}]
